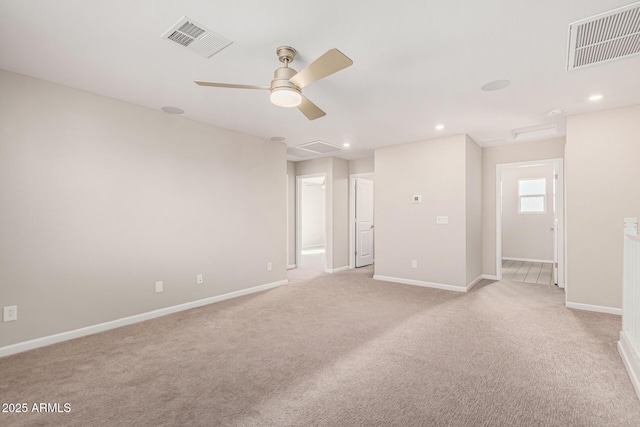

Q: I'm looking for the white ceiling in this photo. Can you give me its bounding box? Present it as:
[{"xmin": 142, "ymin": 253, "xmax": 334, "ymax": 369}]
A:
[{"xmin": 1, "ymin": 1, "xmax": 639, "ymax": 161}]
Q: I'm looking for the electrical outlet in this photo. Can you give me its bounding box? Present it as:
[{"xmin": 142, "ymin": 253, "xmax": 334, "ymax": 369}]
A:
[
  {"xmin": 155, "ymin": 281, "xmax": 163, "ymax": 293},
  {"xmin": 197, "ymin": 274, "xmax": 203, "ymax": 284},
  {"xmin": 267, "ymin": 262, "xmax": 272, "ymax": 271},
  {"xmin": 411, "ymin": 260, "xmax": 417, "ymax": 269},
  {"xmin": 3, "ymin": 305, "xmax": 17, "ymax": 322}
]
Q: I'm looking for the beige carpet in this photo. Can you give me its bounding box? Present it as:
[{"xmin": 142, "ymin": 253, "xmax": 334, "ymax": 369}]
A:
[{"xmin": 1, "ymin": 266, "xmax": 639, "ymax": 426}]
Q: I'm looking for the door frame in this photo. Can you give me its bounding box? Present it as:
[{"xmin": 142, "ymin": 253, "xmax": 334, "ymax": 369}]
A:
[
  {"xmin": 496, "ymin": 158, "xmax": 565, "ymax": 288},
  {"xmin": 296, "ymin": 173, "xmax": 328, "ymax": 270},
  {"xmin": 349, "ymin": 173, "xmax": 375, "ymax": 269}
]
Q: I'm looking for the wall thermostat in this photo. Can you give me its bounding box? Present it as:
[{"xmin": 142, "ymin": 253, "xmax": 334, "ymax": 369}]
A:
[{"xmin": 413, "ymin": 195, "xmax": 422, "ymax": 203}]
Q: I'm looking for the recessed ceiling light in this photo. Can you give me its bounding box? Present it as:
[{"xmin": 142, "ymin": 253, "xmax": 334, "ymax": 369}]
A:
[
  {"xmin": 589, "ymin": 94, "xmax": 603, "ymax": 101},
  {"xmin": 342, "ymin": 143, "xmax": 351, "ymax": 148},
  {"xmin": 161, "ymin": 106, "xmax": 184, "ymax": 114},
  {"xmin": 547, "ymin": 109, "xmax": 564, "ymax": 116},
  {"xmin": 435, "ymin": 124, "xmax": 445, "ymax": 130},
  {"xmin": 481, "ymin": 79, "xmax": 511, "ymax": 92},
  {"xmin": 270, "ymin": 136, "xmax": 286, "ymax": 142}
]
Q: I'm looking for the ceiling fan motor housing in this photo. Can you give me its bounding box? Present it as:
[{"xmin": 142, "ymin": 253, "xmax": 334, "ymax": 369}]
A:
[{"xmin": 271, "ymin": 67, "xmax": 301, "ymax": 93}]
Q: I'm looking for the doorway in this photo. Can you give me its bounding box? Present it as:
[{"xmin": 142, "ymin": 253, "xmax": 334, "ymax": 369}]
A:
[
  {"xmin": 349, "ymin": 173, "xmax": 375, "ymax": 268},
  {"xmin": 296, "ymin": 174, "xmax": 328, "ymax": 270},
  {"xmin": 496, "ymin": 159, "xmax": 564, "ymax": 288}
]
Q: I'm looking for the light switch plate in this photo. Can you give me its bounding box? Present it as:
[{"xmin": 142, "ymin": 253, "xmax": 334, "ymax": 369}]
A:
[
  {"xmin": 436, "ymin": 216, "xmax": 449, "ymax": 224},
  {"xmin": 155, "ymin": 281, "xmax": 163, "ymax": 293}
]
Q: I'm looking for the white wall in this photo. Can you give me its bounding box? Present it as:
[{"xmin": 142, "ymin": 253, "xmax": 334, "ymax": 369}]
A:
[
  {"xmin": 0, "ymin": 70, "xmax": 287, "ymax": 348},
  {"xmin": 566, "ymin": 104, "xmax": 640, "ymax": 310},
  {"xmin": 501, "ymin": 164, "xmax": 555, "ymax": 261},
  {"xmin": 375, "ymin": 135, "xmax": 471, "ymax": 288},
  {"xmin": 482, "ymin": 138, "xmax": 565, "ymax": 276}
]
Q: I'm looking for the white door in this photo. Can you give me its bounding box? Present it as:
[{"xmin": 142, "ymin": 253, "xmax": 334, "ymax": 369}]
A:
[{"xmin": 355, "ymin": 178, "xmax": 374, "ymax": 267}]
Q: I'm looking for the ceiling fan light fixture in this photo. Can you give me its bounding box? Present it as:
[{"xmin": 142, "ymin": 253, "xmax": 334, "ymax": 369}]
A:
[{"xmin": 270, "ymin": 87, "xmax": 302, "ymax": 107}]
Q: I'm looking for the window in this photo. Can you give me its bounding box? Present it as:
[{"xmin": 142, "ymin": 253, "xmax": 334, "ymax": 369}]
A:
[{"xmin": 518, "ymin": 178, "xmax": 546, "ymax": 213}]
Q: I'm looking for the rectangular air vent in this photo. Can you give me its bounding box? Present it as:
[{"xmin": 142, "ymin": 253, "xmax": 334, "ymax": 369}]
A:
[
  {"xmin": 162, "ymin": 17, "xmax": 232, "ymax": 58},
  {"xmin": 297, "ymin": 140, "xmax": 342, "ymax": 154},
  {"xmin": 567, "ymin": 2, "xmax": 640, "ymax": 70}
]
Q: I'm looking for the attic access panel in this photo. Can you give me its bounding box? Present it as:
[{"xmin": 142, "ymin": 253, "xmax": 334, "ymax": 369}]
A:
[{"xmin": 297, "ymin": 140, "xmax": 342, "ymax": 154}]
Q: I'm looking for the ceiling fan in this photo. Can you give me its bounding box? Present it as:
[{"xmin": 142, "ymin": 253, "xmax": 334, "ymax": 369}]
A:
[{"xmin": 195, "ymin": 46, "xmax": 353, "ymax": 120}]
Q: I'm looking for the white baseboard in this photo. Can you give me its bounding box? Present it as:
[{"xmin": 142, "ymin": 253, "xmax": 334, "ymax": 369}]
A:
[
  {"xmin": 618, "ymin": 331, "xmax": 640, "ymax": 400},
  {"xmin": 502, "ymin": 257, "xmax": 554, "ymax": 263},
  {"xmin": 0, "ymin": 279, "xmax": 288, "ymax": 358},
  {"xmin": 566, "ymin": 301, "xmax": 622, "ymax": 315},
  {"xmin": 373, "ymin": 275, "xmax": 467, "ymax": 292},
  {"xmin": 466, "ymin": 276, "xmax": 484, "ymax": 291},
  {"xmin": 325, "ymin": 265, "xmax": 351, "ymax": 273},
  {"xmin": 287, "ymin": 264, "xmax": 297, "ymax": 270},
  {"xmin": 480, "ymin": 274, "xmax": 499, "ymax": 281}
]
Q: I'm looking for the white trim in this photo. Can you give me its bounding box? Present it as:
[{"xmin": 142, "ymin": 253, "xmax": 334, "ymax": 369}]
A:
[
  {"xmin": 374, "ymin": 275, "xmax": 467, "ymax": 292},
  {"xmin": 0, "ymin": 279, "xmax": 288, "ymax": 358},
  {"xmin": 566, "ymin": 301, "xmax": 622, "ymax": 315},
  {"xmin": 325, "ymin": 265, "xmax": 351, "ymax": 273},
  {"xmin": 466, "ymin": 276, "xmax": 484, "ymax": 291},
  {"xmin": 287, "ymin": 264, "xmax": 297, "ymax": 270},
  {"xmin": 349, "ymin": 172, "xmax": 375, "ymax": 269},
  {"xmin": 466, "ymin": 275, "xmax": 500, "ymax": 290},
  {"xmin": 502, "ymin": 257, "xmax": 555, "ymax": 263},
  {"xmin": 618, "ymin": 331, "xmax": 640, "ymax": 400}
]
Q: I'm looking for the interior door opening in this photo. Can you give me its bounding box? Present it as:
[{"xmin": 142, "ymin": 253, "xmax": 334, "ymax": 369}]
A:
[
  {"xmin": 496, "ymin": 159, "xmax": 564, "ymax": 288},
  {"xmin": 297, "ymin": 174, "xmax": 327, "ymax": 270}
]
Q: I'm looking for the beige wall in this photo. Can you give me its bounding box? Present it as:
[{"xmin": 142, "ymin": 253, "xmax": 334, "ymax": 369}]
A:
[
  {"xmin": 287, "ymin": 161, "xmax": 296, "ymax": 267},
  {"xmin": 0, "ymin": 70, "xmax": 287, "ymax": 347},
  {"xmin": 349, "ymin": 157, "xmax": 374, "ymax": 175},
  {"xmin": 465, "ymin": 136, "xmax": 483, "ymax": 285},
  {"xmin": 501, "ymin": 164, "xmax": 555, "ymax": 261},
  {"xmin": 566, "ymin": 104, "xmax": 640, "ymax": 309},
  {"xmin": 332, "ymin": 158, "xmax": 350, "ymax": 269},
  {"xmin": 375, "ymin": 135, "xmax": 468, "ymax": 288},
  {"xmin": 482, "ymin": 138, "xmax": 565, "ymax": 276}
]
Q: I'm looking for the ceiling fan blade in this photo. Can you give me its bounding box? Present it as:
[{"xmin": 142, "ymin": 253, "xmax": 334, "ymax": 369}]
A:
[
  {"xmin": 289, "ymin": 48, "xmax": 353, "ymax": 88},
  {"xmin": 194, "ymin": 81, "xmax": 269, "ymax": 90},
  {"xmin": 297, "ymin": 95, "xmax": 326, "ymax": 120}
]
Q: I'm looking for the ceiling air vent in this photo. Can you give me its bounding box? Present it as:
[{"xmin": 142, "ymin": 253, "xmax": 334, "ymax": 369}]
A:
[
  {"xmin": 297, "ymin": 140, "xmax": 342, "ymax": 154},
  {"xmin": 162, "ymin": 17, "xmax": 232, "ymax": 58},
  {"xmin": 567, "ymin": 2, "xmax": 640, "ymax": 70}
]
